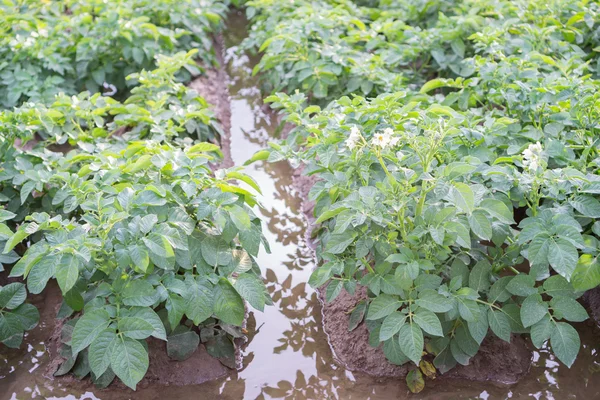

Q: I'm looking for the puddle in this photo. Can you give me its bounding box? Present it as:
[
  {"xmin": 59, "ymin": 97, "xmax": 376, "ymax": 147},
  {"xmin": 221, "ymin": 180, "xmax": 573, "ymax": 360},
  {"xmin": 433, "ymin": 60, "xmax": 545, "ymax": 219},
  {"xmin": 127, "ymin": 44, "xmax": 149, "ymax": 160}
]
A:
[{"xmin": 2, "ymin": 10, "xmax": 600, "ymax": 400}]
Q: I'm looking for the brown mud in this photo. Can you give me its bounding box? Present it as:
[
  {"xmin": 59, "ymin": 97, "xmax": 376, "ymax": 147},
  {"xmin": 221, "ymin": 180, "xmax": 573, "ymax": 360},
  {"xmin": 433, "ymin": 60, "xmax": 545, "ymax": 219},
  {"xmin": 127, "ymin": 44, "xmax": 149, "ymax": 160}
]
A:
[
  {"xmin": 189, "ymin": 34, "xmax": 234, "ymax": 170},
  {"xmin": 584, "ymin": 287, "xmax": 600, "ymax": 329}
]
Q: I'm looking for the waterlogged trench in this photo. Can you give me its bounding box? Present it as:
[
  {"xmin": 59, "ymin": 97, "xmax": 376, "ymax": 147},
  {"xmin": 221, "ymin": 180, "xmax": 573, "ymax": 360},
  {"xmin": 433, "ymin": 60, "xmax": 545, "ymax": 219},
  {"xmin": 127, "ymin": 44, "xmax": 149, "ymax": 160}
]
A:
[{"xmin": 2, "ymin": 11, "xmax": 600, "ymax": 400}]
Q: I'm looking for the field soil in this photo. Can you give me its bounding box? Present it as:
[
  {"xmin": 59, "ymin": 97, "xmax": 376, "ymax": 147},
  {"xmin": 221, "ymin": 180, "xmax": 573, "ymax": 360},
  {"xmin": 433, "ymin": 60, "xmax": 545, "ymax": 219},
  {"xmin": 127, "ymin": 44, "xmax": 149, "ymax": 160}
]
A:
[{"xmin": 189, "ymin": 35, "xmax": 234, "ymax": 170}]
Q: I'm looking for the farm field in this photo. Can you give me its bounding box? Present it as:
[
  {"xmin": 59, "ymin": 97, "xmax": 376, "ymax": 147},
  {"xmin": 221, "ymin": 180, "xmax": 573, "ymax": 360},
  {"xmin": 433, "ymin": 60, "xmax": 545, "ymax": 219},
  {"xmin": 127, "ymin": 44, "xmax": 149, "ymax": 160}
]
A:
[{"xmin": 2, "ymin": 1, "xmax": 600, "ymax": 399}]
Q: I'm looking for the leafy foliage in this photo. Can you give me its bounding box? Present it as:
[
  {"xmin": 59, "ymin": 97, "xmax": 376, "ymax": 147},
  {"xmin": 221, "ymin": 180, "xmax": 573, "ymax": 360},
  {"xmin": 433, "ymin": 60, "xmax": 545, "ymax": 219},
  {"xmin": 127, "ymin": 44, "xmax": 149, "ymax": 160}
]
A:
[
  {"xmin": 0, "ymin": 0, "xmax": 230, "ymax": 108},
  {"xmin": 0, "ymin": 282, "xmax": 40, "ymax": 348},
  {"xmin": 0, "ymin": 49, "xmax": 271, "ymax": 389},
  {"xmin": 245, "ymin": 0, "xmax": 600, "ymax": 105},
  {"xmin": 247, "ymin": 1, "xmax": 600, "ymax": 387}
]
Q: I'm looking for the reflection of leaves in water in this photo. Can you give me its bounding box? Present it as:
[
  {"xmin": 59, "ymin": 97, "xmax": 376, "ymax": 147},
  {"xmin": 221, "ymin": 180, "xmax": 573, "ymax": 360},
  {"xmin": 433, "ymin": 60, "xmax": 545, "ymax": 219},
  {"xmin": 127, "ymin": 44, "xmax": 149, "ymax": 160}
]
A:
[
  {"xmin": 260, "ymin": 370, "xmax": 340, "ymax": 400},
  {"xmin": 260, "ymin": 205, "xmax": 304, "ymax": 246}
]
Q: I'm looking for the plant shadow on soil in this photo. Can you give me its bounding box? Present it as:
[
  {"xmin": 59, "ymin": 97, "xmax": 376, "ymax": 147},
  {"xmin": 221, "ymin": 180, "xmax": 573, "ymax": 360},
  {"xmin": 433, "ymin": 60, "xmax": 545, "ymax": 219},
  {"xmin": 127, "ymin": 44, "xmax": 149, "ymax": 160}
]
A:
[{"xmin": 2, "ymin": 10, "xmax": 600, "ymax": 400}]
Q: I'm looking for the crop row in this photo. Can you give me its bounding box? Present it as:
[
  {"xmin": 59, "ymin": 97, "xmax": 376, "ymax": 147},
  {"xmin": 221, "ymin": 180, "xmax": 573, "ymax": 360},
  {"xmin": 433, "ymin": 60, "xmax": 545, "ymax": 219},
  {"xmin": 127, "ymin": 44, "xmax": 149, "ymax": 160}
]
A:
[
  {"xmin": 0, "ymin": 0, "xmax": 266, "ymax": 391},
  {"xmin": 244, "ymin": 0, "xmax": 600, "ymax": 391}
]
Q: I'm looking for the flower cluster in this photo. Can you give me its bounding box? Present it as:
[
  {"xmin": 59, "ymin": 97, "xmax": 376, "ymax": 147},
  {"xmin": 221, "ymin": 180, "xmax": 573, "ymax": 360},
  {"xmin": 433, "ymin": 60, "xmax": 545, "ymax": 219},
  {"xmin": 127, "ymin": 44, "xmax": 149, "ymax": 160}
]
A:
[
  {"xmin": 371, "ymin": 128, "xmax": 400, "ymax": 150},
  {"xmin": 522, "ymin": 141, "xmax": 544, "ymax": 172},
  {"xmin": 345, "ymin": 126, "xmax": 362, "ymax": 150}
]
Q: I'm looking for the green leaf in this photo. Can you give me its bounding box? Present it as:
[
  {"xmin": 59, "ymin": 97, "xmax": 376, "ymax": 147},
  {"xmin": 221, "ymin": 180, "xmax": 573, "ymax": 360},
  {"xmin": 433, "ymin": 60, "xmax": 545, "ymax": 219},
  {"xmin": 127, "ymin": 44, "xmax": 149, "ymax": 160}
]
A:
[
  {"xmin": 185, "ymin": 281, "xmax": 213, "ymax": 326},
  {"xmin": 469, "ymin": 260, "xmax": 492, "ymax": 293},
  {"xmin": 530, "ymin": 315, "xmax": 554, "ymax": 349},
  {"xmin": 213, "ymin": 279, "xmax": 245, "ymax": 326},
  {"xmin": 3, "ymin": 229, "xmax": 30, "ymax": 254},
  {"xmin": 118, "ymin": 317, "xmax": 154, "ymax": 340},
  {"xmin": 315, "ymin": 207, "xmax": 348, "ymax": 224},
  {"xmin": 166, "ymin": 293, "xmax": 186, "ymax": 328},
  {"xmin": 0, "ymin": 210, "xmax": 16, "ymax": 222},
  {"xmin": 456, "ymin": 298, "xmax": 479, "ymax": 322},
  {"xmin": 488, "ymin": 276, "xmax": 512, "ymax": 303},
  {"xmin": 0, "ymin": 312, "xmax": 23, "ymax": 342},
  {"xmin": 571, "ymin": 254, "xmax": 600, "ymax": 291},
  {"xmin": 468, "ymin": 211, "xmax": 493, "ymax": 240},
  {"xmin": 542, "ymin": 275, "xmax": 575, "ymax": 298},
  {"xmin": 325, "ymin": 232, "xmax": 357, "ymax": 254},
  {"xmin": 506, "ymin": 274, "xmax": 536, "ymax": 297},
  {"xmin": 56, "ymin": 254, "xmax": 80, "ymax": 294},
  {"xmin": 0, "ymin": 283, "xmax": 27, "ymax": 309},
  {"xmin": 503, "ymin": 303, "xmax": 527, "ymax": 333},
  {"xmin": 348, "ymin": 301, "xmax": 366, "ymax": 331},
  {"xmin": 479, "ymin": 198, "xmax": 515, "ymax": 224},
  {"xmin": 201, "ymin": 236, "xmax": 232, "ymax": 266},
  {"xmin": 167, "ymin": 329, "xmax": 200, "ymax": 361},
  {"xmin": 143, "ymin": 233, "xmax": 175, "ymax": 259},
  {"xmin": 110, "ymin": 336, "xmax": 149, "ymax": 390},
  {"xmin": 27, "ymin": 255, "xmax": 57, "ymax": 295},
  {"xmin": 547, "ymin": 238, "xmax": 578, "ymax": 280},
  {"xmin": 234, "ymin": 274, "xmax": 266, "ymax": 312},
  {"xmin": 520, "ymin": 294, "xmax": 548, "ymax": 328},
  {"xmin": 550, "ymin": 322, "xmax": 580, "ymax": 367},
  {"xmin": 488, "ymin": 308, "xmax": 511, "ymax": 342},
  {"xmin": 12, "ymin": 303, "xmax": 39, "ymax": 331},
  {"xmin": 550, "ymin": 297, "xmax": 588, "ymax": 322},
  {"xmin": 128, "ymin": 307, "xmax": 167, "ymax": 341},
  {"xmin": 325, "ymin": 280, "xmax": 343, "ymax": 302},
  {"xmin": 415, "ymin": 290, "xmax": 453, "ymax": 313},
  {"xmin": 413, "ymin": 309, "xmax": 443, "ymax": 337},
  {"xmin": 89, "ymin": 329, "xmax": 117, "ymax": 378},
  {"xmin": 571, "ymin": 195, "xmax": 600, "ymax": 218},
  {"xmin": 382, "ymin": 335, "xmax": 410, "ymax": 365},
  {"xmin": 129, "ymin": 245, "xmax": 149, "ymax": 272},
  {"xmin": 467, "ymin": 305, "xmax": 488, "ymax": 345},
  {"xmin": 434, "ymin": 345, "xmax": 457, "ymax": 374},
  {"xmin": 451, "ymin": 182, "xmax": 475, "ymax": 214},
  {"xmin": 455, "ymin": 323, "xmax": 479, "ymax": 357},
  {"xmin": 139, "ymin": 215, "xmax": 158, "ymax": 234},
  {"xmin": 188, "ymin": 142, "xmax": 222, "ymax": 154},
  {"xmin": 227, "ymin": 205, "xmax": 252, "ymax": 231},
  {"xmin": 366, "ymin": 294, "xmax": 402, "ymax": 320},
  {"xmin": 379, "ymin": 311, "xmax": 406, "ymax": 341},
  {"xmin": 72, "ymin": 309, "xmax": 111, "ymax": 355},
  {"xmin": 308, "ymin": 264, "xmax": 333, "ymax": 288},
  {"xmin": 398, "ymin": 323, "xmax": 424, "ymax": 365},
  {"xmin": 244, "ymin": 150, "xmax": 270, "ymax": 166},
  {"xmin": 123, "ymin": 280, "xmax": 158, "ymax": 307}
]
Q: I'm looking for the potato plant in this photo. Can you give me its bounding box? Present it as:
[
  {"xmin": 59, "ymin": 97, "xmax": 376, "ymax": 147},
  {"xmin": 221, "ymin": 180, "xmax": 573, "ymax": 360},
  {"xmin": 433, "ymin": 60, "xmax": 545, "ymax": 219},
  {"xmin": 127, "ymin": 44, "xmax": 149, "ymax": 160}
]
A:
[
  {"xmin": 245, "ymin": 0, "xmax": 600, "ymax": 392},
  {"xmin": 0, "ymin": 0, "xmax": 230, "ymax": 108},
  {"xmin": 244, "ymin": 0, "xmax": 600, "ymax": 104},
  {"xmin": 0, "ymin": 51, "xmax": 271, "ymax": 390},
  {"xmin": 263, "ymin": 90, "xmax": 591, "ymax": 391}
]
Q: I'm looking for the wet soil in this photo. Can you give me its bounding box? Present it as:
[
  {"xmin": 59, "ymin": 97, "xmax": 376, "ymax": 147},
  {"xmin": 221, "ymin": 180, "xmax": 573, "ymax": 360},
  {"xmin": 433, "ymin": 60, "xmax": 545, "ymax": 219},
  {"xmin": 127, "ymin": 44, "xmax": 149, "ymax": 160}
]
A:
[{"xmin": 189, "ymin": 34, "xmax": 234, "ymax": 170}]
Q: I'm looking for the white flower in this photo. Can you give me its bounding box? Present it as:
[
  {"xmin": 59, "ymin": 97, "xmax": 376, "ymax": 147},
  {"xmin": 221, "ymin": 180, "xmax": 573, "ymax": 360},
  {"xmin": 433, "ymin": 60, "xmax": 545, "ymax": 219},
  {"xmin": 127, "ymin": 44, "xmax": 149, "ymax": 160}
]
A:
[
  {"xmin": 522, "ymin": 141, "xmax": 544, "ymax": 172},
  {"xmin": 345, "ymin": 126, "xmax": 362, "ymax": 150},
  {"xmin": 371, "ymin": 130, "xmax": 392, "ymax": 149}
]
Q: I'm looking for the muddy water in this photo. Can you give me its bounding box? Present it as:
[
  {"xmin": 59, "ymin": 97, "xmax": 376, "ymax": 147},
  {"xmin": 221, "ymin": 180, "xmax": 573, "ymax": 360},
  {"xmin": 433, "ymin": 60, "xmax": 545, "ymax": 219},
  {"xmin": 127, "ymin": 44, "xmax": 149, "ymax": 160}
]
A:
[{"xmin": 3, "ymin": 10, "xmax": 600, "ymax": 400}]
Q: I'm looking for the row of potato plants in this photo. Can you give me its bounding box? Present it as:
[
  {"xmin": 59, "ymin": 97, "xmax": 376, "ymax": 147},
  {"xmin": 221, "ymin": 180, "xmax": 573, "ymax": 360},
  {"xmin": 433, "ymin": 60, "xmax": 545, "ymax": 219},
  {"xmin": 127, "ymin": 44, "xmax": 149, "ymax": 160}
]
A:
[
  {"xmin": 0, "ymin": 0, "xmax": 233, "ymax": 108},
  {"xmin": 244, "ymin": 0, "xmax": 600, "ymax": 392},
  {"xmin": 0, "ymin": 0, "xmax": 269, "ymax": 391}
]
